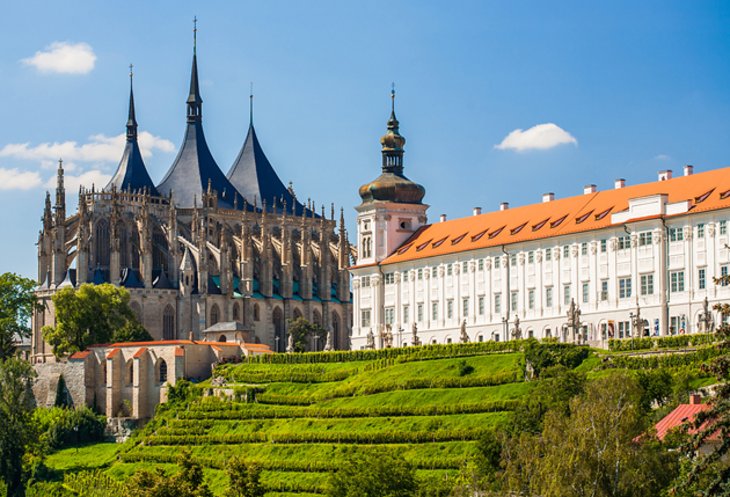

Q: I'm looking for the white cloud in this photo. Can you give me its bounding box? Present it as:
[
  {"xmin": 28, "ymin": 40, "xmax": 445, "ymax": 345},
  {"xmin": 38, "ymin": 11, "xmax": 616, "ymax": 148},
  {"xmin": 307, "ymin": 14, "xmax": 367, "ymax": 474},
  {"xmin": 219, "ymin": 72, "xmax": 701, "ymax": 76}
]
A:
[
  {"xmin": 654, "ymin": 154, "xmax": 671, "ymax": 162},
  {"xmin": 0, "ymin": 132, "xmax": 175, "ymax": 163},
  {"xmin": 21, "ymin": 41, "xmax": 97, "ymax": 75},
  {"xmin": 495, "ymin": 123, "xmax": 577, "ymax": 152},
  {"xmin": 45, "ymin": 169, "xmax": 111, "ymax": 191},
  {"xmin": 0, "ymin": 168, "xmax": 42, "ymax": 190}
]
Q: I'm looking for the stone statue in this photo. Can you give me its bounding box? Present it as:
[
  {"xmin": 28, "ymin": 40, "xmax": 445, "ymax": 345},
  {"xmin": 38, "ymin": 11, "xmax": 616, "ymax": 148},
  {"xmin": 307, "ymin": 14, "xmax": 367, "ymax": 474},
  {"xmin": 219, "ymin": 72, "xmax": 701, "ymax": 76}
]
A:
[
  {"xmin": 411, "ymin": 322, "xmax": 421, "ymax": 346},
  {"xmin": 286, "ymin": 333, "xmax": 295, "ymax": 353},
  {"xmin": 383, "ymin": 325, "xmax": 394, "ymax": 348},
  {"xmin": 323, "ymin": 330, "xmax": 333, "ymax": 351},
  {"xmin": 699, "ymin": 297, "xmax": 714, "ymax": 333},
  {"xmin": 511, "ymin": 315, "xmax": 522, "ymax": 340},
  {"xmin": 566, "ymin": 299, "xmax": 582, "ymax": 344},
  {"xmin": 366, "ymin": 329, "xmax": 375, "ymax": 349},
  {"xmin": 460, "ymin": 320, "xmax": 469, "ymax": 343}
]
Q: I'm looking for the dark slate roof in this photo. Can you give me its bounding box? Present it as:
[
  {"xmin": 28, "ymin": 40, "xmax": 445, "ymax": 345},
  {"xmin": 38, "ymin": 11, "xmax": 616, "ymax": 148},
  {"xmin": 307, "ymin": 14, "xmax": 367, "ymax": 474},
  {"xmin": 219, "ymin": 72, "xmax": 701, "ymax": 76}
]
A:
[
  {"xmin": 227, "ymin": 123, "xmax": 309, "ymax": 215},
  {"xmin": 156, "ymin": 52, "xmax": 241, "ymax": 209},
  {"xmin": 105, "ymin": 75, "xmax": 159, "ymax": 194}
]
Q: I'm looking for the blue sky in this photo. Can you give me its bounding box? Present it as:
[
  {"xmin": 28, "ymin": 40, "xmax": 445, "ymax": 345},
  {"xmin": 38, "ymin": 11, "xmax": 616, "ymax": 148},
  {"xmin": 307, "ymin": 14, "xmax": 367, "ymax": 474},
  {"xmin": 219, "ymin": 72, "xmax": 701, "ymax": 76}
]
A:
[{"xmin": 2, "ymin": 1, "xmax": 730, "ymax": 279}]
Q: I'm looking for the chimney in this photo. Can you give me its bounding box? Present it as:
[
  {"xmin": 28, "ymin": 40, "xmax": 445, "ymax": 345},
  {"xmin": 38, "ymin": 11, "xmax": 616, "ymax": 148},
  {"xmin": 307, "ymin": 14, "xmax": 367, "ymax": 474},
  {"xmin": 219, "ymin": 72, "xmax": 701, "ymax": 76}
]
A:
[
  {"xmin": 499, "ymin": 202, "xmax": 509, "ymax": 211},
  {"xmin": 440, "ymin": 214, "xmax": 447, "ymax": 223},
  {"xmin": 684, "ymin": 164, "xmax": 694, "ymax": 176},
  {"xmin": 689, "ymin": 393, "xmax": 702, "ymax": 405},
  {"xmin": 614, "ymin": 179, "xmax": 625, "ymax": 189},
  {"xmin": 542, "ymin": 193, "xmax": 554, "ymax": 203},
  {"xmin": 473, "ymin": 207, "xmax": 482, "ymax": 216},
  {"xmin": 583, "ymin": 184, "xmax": 597, "ymax": 195},
  {"xmin": 658, "ymin": 170, "xmax": 673, "ymax": 181}
]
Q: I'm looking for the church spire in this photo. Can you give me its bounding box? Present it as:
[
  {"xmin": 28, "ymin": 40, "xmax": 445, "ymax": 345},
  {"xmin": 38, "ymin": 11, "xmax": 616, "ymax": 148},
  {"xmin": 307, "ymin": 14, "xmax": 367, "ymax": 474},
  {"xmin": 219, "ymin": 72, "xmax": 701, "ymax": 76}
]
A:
[
  {"xmin": 380, "ymin": 84, "xmax": 406, "ymax": 174},
  {"xmin": 126, "ymin": 64, "xmax": 138, "ymax": 142},
  {"xmin": 55, "ymin": 159, "xmax": 66, "ymax": 221},
  {"xmin": 187, "ymin": 16, "xmax": 203, "ymax": 123},
  {"xmin": 249, "ymin": 82, "xmax": 254, "ymax": 126}
]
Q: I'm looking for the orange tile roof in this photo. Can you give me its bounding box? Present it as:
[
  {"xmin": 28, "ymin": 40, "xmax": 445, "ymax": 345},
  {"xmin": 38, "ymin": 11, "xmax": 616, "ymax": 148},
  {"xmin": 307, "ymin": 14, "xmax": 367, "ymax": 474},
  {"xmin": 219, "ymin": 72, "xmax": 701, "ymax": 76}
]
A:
[
  {"xmin": 382, "ymin": 166, "xmax": 730, "ymax": 265},
  {"xmin": 69, "ymin": 350, "xmax": 92, "ymax": 360},
  {"xmin": 174, "ymin": 346, "xmax": 185, "ymax": 357},
  {"xmin": 655, "ymin": 402, "xmax": 713, "ymax": 441},
  {"xmin": 132, "ymin": 347, "xmax": 148, "ymax": 358},
  {"xmin": 106, "ymin": 348, "xmax": 120, "ymax": 359}
]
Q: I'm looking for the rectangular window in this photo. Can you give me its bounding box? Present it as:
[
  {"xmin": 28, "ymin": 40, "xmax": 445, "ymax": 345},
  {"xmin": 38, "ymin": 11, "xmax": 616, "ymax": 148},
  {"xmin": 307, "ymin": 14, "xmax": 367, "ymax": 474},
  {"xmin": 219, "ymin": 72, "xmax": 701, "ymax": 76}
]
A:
[
  {"xmin": 600, "ymin": 280, "xmax": 608, "ymax": 301},
  {"xmin": 600, "ymin": 239, "xmax": 607, "ymax": 253},
  {"xmin": 528, "ymin": 251, "xmax": 534, "ymax": 264},
  {"xmin": 494, "ymin": 293, "xmax": 502, "ymax": 314},
  {"xmin": 402, "ymin": 305, "xmax": 410, "ymax": 324},
  {"xmin": 563, "ymin": 245, "xmax": 570, "ymax": 258},
  {"xmin": 462, "ymin": 298, "xmax": 469, "ymax": 318},
  {"xmin": 431, "ymin": 267, "xmax": 437, "ymax": 278},
  {"xmin": 670, "ymin": 271, "xmax": 685, "ymax": 293},
  {"xmin": 510, "ymin": 291, "xmax": 518, "ymax": 312},
  {"xmin": 721, "ymin": 220, "xmax": 727, "ymax": 235},
  {"xmin": 361, "ymin": 276, "xmax": 370, "ymax": 287},
  {"xmin": 722, "ymin": 265, "xmax": 729, "ymax": 286},
  {"xmin": 510, "ymin": 254, "xmax": 517, "ymax": 267},
  {"xmin": 494, "ymin": 256, "xmax": 501, "ymax": 269},
  {"xmin": 447, "ymin": 299, "xmax": 454, "ymax": 319},
  {"xmin": 581, "ymin": 242, "xmax": 588, "ymax": 256},
  {"xmin": 462, "ymin": 262, "xmax": 469, "ymax": 273},
  {"xmin": 640, "ymin": 274, "xmax": 654, "ymax": 295},
  {"xmin": 618, "ymin": 320, "xmax": 631, "ymax": 339},
  {"xmin": 582, "ymin": 282, "xmax": 589, "ymax": 303},
  {"xmin": 545, "ymin": 287, "xmax": 553, "ymax": 307},
  {"xmin": 528, "ymin": 288, "xmax": 535, "ymax": 310},
  {"xmin": 698, "ymin": 268, "xmax": 706, "ymax": 290},
  {"xmin": 638, "ymin": 232, "xmax": 652, "ymax": 246},
  {"xmin": 402, "ymin": 271, "xmax": 409, "ymax": 282},
  {"xmin": 431, "ymin": 301, "xmax": 438, "ymax": 321},
  {"xmin": 384, "ymin": 307, "xmax": 395, "ymax": 325},
  {"xmin": 384, "ymin": 273, "xmax": 395, "ymax": 284},
  {"xmin": 669, "ymin": 227, "xmax": 684, "ymax": 242},
  {"xmin": 617, "ymin": 235, "xmax": 631, "ymax": 250},
  {"xmin": 478, "ymin": 259, "xmax": 484, "ymax": 271},
  {"xmin": 361, "ymin": 309, "xmax": 371, "ymax": 327},
  {"xmin": 563, "ymin": 285, "xmax": 571, "ymax": 306},
  {"xmin": 417, "ymin": 269, "xmax": 423, "ymax": 280},
  {"xmin": 697, "ymin": 223, "xmax": 705, "ymax": 238},
  {"xmin": 619, "ymin": 277, "xmax": 632, "ymax": 299},
  {"xmin": 446, "ymin": 264, "xmax": 453, "ymax": 276},
  {"xmin": 417, "ymin": 303, "xmax": 424, "ymax": 322},
  {"xmin": 545, "ymin": 249, "xmax": 552, "ymax": 261},
  {"xmin": 478, "ymin": 295, "xmax": 485, "ymax": 315}
]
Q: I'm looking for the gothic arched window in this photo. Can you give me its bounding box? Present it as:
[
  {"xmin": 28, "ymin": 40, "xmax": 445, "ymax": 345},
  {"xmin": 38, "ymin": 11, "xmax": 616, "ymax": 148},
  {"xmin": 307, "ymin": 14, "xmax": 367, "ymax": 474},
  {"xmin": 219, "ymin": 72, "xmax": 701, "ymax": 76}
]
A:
[
  {"xmin": 232, "ymin": 303, "xmax": 240, "ymax": 322},
  {"xmin": 253, "ymin": 304, "xmax": 260, "ymax": 322},
  {"xmin": 94, "ymin": 219, "xmax": 110, "ymax": 268},
  {"xmin": 210, "ymin": 304, "xmax": 220, "ymax": 326},
  {"xmin": 163, "ymin": 305, "xmax": 175, "ymax": 340},
  {"xmin": 158, "ymin": 359, "xmax": 168, "ymax": 383}
]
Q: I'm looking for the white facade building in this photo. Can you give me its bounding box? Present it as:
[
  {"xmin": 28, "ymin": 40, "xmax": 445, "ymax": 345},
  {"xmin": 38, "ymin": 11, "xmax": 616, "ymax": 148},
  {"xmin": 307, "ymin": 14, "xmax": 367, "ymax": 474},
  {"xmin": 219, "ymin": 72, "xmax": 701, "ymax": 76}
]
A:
[{"xmin": 351, "ymin": 102, "xmax": 730, "ymax": 349}]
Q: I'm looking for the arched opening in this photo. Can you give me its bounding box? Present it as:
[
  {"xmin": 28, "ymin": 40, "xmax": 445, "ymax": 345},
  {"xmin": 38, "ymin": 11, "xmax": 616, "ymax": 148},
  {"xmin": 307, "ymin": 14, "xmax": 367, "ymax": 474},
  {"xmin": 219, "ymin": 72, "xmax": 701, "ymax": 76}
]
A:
[
  {"xmin": 152, "ymin": 226, "xmax": 169, "ymax": 275},
  {"xmin": 210, "ymin": 304, "xmax": 220, "ymax": 326},
  {"xmin": 94, "ymin": 219, "xmax": 110, "ymax": 269},
  {"xmin": 232, "ymin": 302, "xmax": 240, "ymax": 322},
  {"xmin": 273, "ymin": 307, "xmax": 284, "ymax": 352},
  {"xmin": 312, "ymin": 310, "xmax": 322, "ymax": 327},
  {"xmin": 331, "ymin": 311, "xmax": 341, "ymax": 349},
  {"xmin": 158, "ymin": 359, "xmax": 168, "ymax": 384},
  {"xmin": 293, "ymin": 308, "xmax": 303, "ymax": 320},
  {"xmin": 126, "ymin": 360, "xmax": 133, "ymax": 386},
  {"xmin": 253, "ymin": 303, "xmax": 260, "ymax": 321},
  {"xmin": 117, "ymin": 222, "xmax": 129, "ymax": 269},
  {"xmin": 218, "ymin": 335, "xmax": 227, "ymax": 343},
  {"xmin": 163, "ymin": 305, "xmax": 175, "ymax": 340}
]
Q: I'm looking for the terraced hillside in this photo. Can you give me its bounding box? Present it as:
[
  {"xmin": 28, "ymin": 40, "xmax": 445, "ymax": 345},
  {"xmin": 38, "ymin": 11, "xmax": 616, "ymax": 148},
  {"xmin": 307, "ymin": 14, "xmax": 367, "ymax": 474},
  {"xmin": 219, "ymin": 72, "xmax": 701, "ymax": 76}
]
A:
[
  {"xmin": 118, "ymin": 343, "xmax": 530, "ymax": 495},
  {"xmin": 42, "ymin": 336, "xmax": 720, "ymax": 496}
]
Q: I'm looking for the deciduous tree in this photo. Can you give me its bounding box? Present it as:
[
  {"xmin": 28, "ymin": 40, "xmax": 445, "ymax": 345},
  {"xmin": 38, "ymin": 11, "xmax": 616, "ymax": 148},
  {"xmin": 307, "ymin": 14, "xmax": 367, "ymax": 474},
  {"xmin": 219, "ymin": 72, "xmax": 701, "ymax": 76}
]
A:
[
  {"xmin": 41, "ymin": 283, "xmax": 150, "ymax": 357},
  {"xmin": 0, "ymin": 273, "xmax": 39, "ymax": 360},
  {"xmin": 287, "ymin": 317, "xmax": 325, "ymax": 352},
  {"xmin": 327, "ymin": 449, "xmax": 417, "ymax": 497},
  {"xmin": 226, "ymin": 457, "xmax": 264, "ymax": 497}
]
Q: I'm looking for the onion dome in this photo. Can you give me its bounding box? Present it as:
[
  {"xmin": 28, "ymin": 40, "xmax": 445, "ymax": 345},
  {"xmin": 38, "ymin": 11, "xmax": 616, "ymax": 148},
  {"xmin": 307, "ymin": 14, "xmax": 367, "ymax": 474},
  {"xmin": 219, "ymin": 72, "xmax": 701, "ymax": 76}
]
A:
[{"xmin": 359, "ymin": 88, "xmax": 425, "ymax": 205}]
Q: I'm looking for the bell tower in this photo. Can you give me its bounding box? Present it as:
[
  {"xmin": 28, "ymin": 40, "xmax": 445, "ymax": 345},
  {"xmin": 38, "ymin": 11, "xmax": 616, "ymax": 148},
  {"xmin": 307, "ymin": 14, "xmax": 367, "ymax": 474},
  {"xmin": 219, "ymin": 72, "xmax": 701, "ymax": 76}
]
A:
[{"xmin": 355, "ymin": 88, "xmax": 428, "ymax": 265}]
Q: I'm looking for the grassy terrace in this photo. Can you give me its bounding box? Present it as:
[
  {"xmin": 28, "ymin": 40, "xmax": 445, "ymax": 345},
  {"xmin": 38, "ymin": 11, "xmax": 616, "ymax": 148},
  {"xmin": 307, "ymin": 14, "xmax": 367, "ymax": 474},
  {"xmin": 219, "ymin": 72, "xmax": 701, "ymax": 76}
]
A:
[{"xmin": 43, "ymin": 337, "xmax": 719, "ymax": 496}]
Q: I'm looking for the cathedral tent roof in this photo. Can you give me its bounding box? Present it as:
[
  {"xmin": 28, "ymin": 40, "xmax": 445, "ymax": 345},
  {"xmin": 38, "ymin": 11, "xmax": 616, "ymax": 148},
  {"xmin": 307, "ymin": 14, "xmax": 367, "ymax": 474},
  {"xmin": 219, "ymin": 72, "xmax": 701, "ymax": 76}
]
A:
[
  {"xmin": 105, "ymin": 69, "xmax": 159, "ymax": 195},
  {"xmin": 227, "ymin": 123, "xmax": 308, "ymax": 215},
  {"xmin": 156, "ymin": 48, "xmax": 241, "ymax": 209}
]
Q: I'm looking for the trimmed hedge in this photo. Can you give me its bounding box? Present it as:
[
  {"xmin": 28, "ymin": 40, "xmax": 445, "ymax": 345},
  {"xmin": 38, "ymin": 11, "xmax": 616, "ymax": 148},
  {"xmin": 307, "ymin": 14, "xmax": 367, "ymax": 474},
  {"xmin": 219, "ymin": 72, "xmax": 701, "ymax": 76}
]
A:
[
  {"xmin": 604, "ymin": 346, "xmax": 722, "ymax": 369},
  {"xmin": 608, "ymin": 333, "xmax": 718, "ymax": 352},
  {"xmin": 178, "ymin": 400, "xmax": 519, "ymax": 420}
]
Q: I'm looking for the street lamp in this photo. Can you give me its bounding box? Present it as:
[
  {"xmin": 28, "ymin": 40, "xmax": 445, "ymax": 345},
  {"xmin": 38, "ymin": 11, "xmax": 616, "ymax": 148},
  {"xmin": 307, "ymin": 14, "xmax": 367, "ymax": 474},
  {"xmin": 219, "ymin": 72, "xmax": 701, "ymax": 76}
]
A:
[{"xmin": 502, "ymin": 316, "xmax": 508, "ymax": 342}]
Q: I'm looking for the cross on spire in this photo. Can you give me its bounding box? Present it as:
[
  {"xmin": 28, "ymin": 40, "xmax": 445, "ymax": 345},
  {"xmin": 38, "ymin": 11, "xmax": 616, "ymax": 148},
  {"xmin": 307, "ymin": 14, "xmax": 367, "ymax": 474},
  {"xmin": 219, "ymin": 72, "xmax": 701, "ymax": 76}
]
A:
[
  {"xmin": 391, "ymin": 82, "xmax": 395, "ymax": 113},
  {"xmin": 249, "ymin": 82, "xmax": 254, "ymax": 125}
]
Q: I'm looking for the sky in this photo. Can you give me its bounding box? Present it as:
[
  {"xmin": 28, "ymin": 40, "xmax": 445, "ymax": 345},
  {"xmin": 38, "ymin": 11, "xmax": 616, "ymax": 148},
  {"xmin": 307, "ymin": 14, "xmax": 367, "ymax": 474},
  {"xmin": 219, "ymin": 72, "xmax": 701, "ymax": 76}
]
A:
[{"xmin": 1, "ymin": 1, "xmax": 730, "ymax": 279}]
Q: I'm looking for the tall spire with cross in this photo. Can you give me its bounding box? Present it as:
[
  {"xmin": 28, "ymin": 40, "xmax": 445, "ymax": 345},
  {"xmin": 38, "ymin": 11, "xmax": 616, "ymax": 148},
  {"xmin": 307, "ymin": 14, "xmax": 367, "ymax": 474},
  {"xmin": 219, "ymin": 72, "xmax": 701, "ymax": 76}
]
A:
[
  {"xmin": 249, "ymin": 82, "xmax": 254, "ymax": 125},
  {"xmin": 126, "ymin": 64, "xmax": 138, "ymax": 142},
  {"xmin": 187, "ymin": 16, "xmax": 203, "ymax": 123}
]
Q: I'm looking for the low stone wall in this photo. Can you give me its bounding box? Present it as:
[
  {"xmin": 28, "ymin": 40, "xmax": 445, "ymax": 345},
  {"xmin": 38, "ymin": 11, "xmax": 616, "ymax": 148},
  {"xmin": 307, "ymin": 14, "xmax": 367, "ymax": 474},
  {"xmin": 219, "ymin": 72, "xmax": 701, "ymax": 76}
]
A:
[{"xmin": 32, "ymin": 361, "xmax": 90, "ymax": 409}]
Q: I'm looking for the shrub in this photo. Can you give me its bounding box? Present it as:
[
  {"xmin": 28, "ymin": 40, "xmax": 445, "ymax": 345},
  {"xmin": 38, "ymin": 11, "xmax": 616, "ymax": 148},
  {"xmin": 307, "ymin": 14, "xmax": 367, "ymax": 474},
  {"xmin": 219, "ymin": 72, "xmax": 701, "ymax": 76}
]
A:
[
  {"xmin": 458, "ymin": 361, "xmax": 475, "ymax": 377},
  {"xmin": 32, "ymin": 406, "xmax": 106, "ymax": 450}
]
